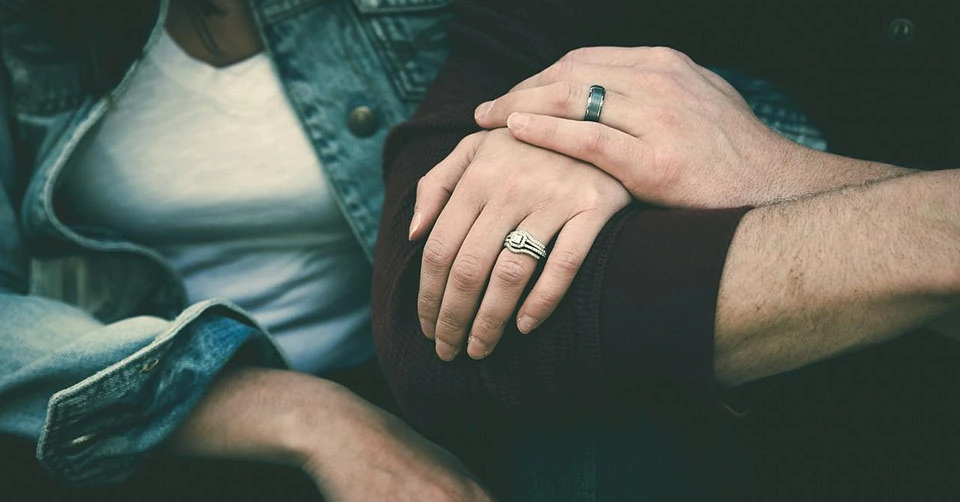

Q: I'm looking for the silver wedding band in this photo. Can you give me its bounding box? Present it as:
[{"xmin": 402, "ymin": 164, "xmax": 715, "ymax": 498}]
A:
[
  {"xmin": 583, "ymin": 84, "xmax": 605, "ymax": 122},
  {"xmin": 504, "ymin": 229, "xmax": 547, "ymax": 261}
]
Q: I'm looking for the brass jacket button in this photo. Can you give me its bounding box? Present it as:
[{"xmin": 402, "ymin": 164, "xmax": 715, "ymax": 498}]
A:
[{"xmin": 347, "ymin": 105, "xmax": 380, "ymax": 138}]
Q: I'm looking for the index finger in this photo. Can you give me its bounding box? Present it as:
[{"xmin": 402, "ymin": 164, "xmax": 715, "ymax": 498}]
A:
[{"xmin": 411, "ymin": 132, "xmax": 485, "ymax": 241}]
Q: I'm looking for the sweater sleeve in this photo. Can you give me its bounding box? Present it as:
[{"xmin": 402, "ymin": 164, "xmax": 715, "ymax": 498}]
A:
[{"xmin": 371, "ymin": 0, "xmax": 749, "ymax": 433}]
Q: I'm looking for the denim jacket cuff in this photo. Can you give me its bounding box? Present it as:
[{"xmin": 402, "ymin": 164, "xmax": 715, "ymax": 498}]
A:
[{"xmin": 36, "ymin": 299, "xmax": 287, "ymax": 485}]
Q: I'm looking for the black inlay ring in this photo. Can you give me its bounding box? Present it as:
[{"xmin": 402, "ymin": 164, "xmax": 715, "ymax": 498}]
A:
[{"xmin": 583, "ymin": 85, "xmax": 605, "ymax": 122}]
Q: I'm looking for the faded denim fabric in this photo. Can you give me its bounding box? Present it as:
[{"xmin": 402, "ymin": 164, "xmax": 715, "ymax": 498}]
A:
[
  {"xmin": 0, "ymin": 0, "xmax": 821, "ymax": 489},
  {"xmin": 0, "ymin": 0, "xmax": 453, "ymax": 485},
  {"xmin": 715, "ymin": 68, "xmax": 827, "ymax": 152}
]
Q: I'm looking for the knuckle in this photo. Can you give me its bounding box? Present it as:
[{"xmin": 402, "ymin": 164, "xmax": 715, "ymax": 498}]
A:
[
  {"xmin": 458, "ymin": 131, "xmax": 483, "ymax": 150},
  {"xmin": 654, "ymin": 107, "xmax": 683, "ymax": 129},
  {"xmin": 546, "ymin": 82, "xmax": 569, "ymax": 109},
  {"xmin": 500, "ymin": 178, "xmax": 540, "ymax": 200},
  {"xmin": 564, "ymin": 46, "xmax": 599, "ymax": 62},
  {"xmin": 422, "ymin": 237, "xmax": 454, "ymax": 271},
  {"xmin": 547, "ymin": 58, "xmax": 575, "ymax": 82},
  {"xmin": 645, "ymin": 71, "xmax": 679, "ymax": 92},
  {"xmin": 576, "ymin": 189, "xmax": 601, "ymax": 209},
  {"xmin": 560, "ymin": 81, "xmax": 582, "ymax": 113},
  {"xmin": 526, "ymin": 291, "xmax": 563, "ymax": 317},
  {"xmin": 436, "ymin": 315, "xmax": 467, "ymax": 340},
  {"xmin": 542, "ymin": 178, "xmax": 570, "ymax": 201},
  {"xmin": 485, "ymin": 98, "xmax": 505, "ymax": 118},
  {"xmin": 416, "ymin": 175, "xmax": 434, "ymax": 195},
  {"xmin": 417, "ymin": 288, "xmax": 441, "ymax": 316},
  {"xmin": 461, "ymin": 158, "xmax": 490, "ymax": 182},
  {"xmin": 493, "ymin": 257, "xmax": 529, "ymax": 288},
  {"xmin": 550, "ymin": 249, "xmax": 585, "ymax": 276},
  {"xmin": 629, "ymin": 71, "xmax": 650, "ymax": 90},
  {"xmin": 450, "ymin": 254, "xmax": 486, "ymax": 288},
  {"xmin": 472, "ymin": 314, "xmax": 504, "ymax": 336},
  {"xmin": 486, "ymin": 191, "xmax": 517, "ymax": 214},
  {"xmin": 647, "ymin": 46, "xmax": 685, "ymax": 66},
  {"xmin": 448, "ymin": 132, "xmax": 485, "ymax": 160}
]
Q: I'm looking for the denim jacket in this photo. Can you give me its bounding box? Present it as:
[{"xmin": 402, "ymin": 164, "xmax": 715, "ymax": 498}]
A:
[{"xmin": 0, "ymin": 0, "xmax": 453, "ymax": 484}]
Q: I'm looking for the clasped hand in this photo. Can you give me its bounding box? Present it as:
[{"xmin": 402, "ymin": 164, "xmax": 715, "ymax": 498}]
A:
[{"xmin": 413, "ymin": 46, "xmax": 807, "ymax": 360}]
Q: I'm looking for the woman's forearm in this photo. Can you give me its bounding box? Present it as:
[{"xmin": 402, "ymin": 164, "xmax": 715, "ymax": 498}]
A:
[{"xmin": 716, "ymin": 168, "xmax": 960, "ymax": 386}]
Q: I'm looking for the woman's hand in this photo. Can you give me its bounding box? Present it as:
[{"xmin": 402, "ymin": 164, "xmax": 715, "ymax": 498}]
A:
[
  {"xmin": 410, "ymin": 129, "xmax": 630, "ymax": 360},
  {"xmin": 473, "ymin": 46, "xmax": 816, "ymax": 209}
]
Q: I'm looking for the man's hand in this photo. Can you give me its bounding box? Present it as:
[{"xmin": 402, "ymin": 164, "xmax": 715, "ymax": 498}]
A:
[
  {"xmin": 168, "ymin": 368, "xmax": 493, "ymax": 501},
  {"xmin": 410, "ymin": 129, "xmax": 630, "ymax": 359},
  {"xmin": 475, "ymin": 46, "xmax": 910, "ymax": 208},
  {"xmin": 302, "ymin": 376, "xmax": 492, "ymax": 502}
]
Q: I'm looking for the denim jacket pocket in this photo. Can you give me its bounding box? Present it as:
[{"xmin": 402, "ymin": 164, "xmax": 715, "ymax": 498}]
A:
[{"xmin": 350, "ymin": 0, "xmax": 453, "ymax": 102}]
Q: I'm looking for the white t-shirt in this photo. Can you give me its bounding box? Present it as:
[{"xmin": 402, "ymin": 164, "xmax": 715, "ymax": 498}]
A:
[{"xmin": 60, "ymin": 30, "xmax": 374, "ymax": 374}]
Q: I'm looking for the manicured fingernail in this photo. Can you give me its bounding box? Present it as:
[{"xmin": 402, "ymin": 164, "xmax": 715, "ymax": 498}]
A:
[
  {"xmin": 517, "ymin": 315, "xmax": 537, "ymax": 334},
  {"xmin": 467, "ymin": 335, "xmax": 491, "ymax": 360},
  {"xmin": 507, "ymin": 113, "xmax": 529, "ymax": 132},
  {"xmin": 436, "ymin": 339, "xmax": 459, "ymax": 361},
  {"xmin": 408, "ymin": 212, "xmax": 422, "ymax": 240},
  {"xmin": 420, "ymin": 318, "xmax": 435, "ymax": 339},
  {"xmin": 474, "ymin": 101, "xmax": 494, "ymax": 121}
]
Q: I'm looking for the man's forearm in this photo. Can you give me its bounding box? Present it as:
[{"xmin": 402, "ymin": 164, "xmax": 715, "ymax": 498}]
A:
[
  {"xmin": 716, "ymin": 168, "xmax": 960, "ymax": 386},
  {"xmin": 163, "ymin": 367, "xmax": 493, "ymax": 500},
  {"xmin": 165, "ymin": 367, "xmax": 343, "ymax": 468},
  {"xmin": 765, "ymin": 147, "xmax": 915, "ymax": 205}
]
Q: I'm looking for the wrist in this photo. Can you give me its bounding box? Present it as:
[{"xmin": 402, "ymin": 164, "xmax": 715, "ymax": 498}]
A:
[
  {"xmin": 756, "ymin": 137, "xmax": 830, "ymax": 204},
  {"xmin": 767, "ymin": 143, "xmax": 913, "ymax": 205},
  {"xmin": 291, "ymin": 378, "xmax": 393, "ymax": 478},
  {"xmin": 272, "ymin": 375, "xmax": 365, "ymax": 470}
]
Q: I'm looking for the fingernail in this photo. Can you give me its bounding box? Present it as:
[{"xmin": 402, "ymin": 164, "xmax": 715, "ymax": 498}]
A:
[
  {"xmin": 518, "ymin": 315, "xmax": 537, "ymax": 334},
  {"xmin": 420, "ymin": 318, "xmax": 435, "ymax": 339},
  {"xmin": 436, "ymin": 339, "xmax": 459, "ymax": 361},
  {"xmin": 474, "ymin": 101, "xmax": 494, "ymax": 121},
  {"xmin": 467, "ymin": 335, "xmax": 491, "ymax": 360},
  {"xmin": 507, "ymin": 113, "xmax": 529, "ymax": 132},
  {"xmin": 408, "ymin": 212, "xmax": 422, "ymax": 240}
]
